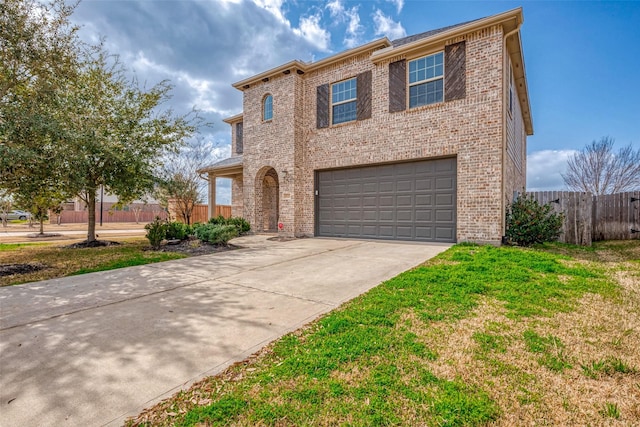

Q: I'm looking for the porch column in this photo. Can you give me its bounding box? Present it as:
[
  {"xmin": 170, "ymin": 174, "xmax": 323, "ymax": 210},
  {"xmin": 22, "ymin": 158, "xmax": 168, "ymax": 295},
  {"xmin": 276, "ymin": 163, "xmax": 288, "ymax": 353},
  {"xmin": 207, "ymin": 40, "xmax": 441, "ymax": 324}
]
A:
[{"xmin": 208, "ymin": 174, "xmax": 216, "ymax": 219}]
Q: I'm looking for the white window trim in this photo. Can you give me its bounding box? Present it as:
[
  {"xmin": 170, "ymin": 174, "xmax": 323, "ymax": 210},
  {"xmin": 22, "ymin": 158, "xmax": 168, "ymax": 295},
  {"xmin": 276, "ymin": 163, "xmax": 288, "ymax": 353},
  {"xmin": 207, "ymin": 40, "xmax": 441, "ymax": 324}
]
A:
[
  {"xmin": 407, "ymin": 51, "xmax": 445, "ymax": 109},
  {"xmin": 330, "ymin": 77, "xmax": 357, "ymax": 125},
  {"xmin": 263, "ymin": 94, "xmax": 273, "ymax": 122}
]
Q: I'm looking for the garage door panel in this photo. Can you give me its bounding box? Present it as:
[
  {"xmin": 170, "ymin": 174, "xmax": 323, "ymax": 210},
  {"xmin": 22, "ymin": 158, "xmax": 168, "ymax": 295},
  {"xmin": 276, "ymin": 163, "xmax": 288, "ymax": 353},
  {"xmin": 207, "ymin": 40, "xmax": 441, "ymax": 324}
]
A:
[
  {"xmin": 415, "ymin": 179, "xmax": 432, "ymax": 191},
  {"xmin": 436, "ymin": 194, "xmax": 454, "ymax": 206},
  {"xmin": 397, "ymin": 226, "xmax": 413, "ymax": 238},
  {"xmin": 436, "ymin": 227, "xmax": 455, "ymax": 240},
  {"xmin": 397, "ymin": 209, "xmax": 413, "ymax": 222},
  {"xmin": 379, "ymin": 210, "xmax": 394, "ymax": 221},
  {"xmin": 397, "ymin": 195, "xmax": 412, "ymax": 207},
  {"xmin": 317, "ymin": 158, "xmax": 456, "ymax": 242},
  {"xmin": 415, "ymin": 194, "xmax": 433, "ymax": 207},
  {"xmin": 415, "ymin": 209, "xmax": 433, "ymax": 221},
  {"xmin": 363, "ymin": 210, "xmax": 377, "ymax": 221},
  {"xmin": 436, "ymin": 209, "xmax": 454, "ymax": 222},
  {"xmin": 379, "ymin": 181, "xmax": 394, "ymax": 192},
  {"xmin": 436, "ymin": 177, "xmax": 455, "ymax": 190},
  {"xmin": 363, "ymin": 196, "xmax": 377, "ymax": 207},
  {"xmin": 363, "ymin": 182, "xmax": 378, "ymax": 193}
]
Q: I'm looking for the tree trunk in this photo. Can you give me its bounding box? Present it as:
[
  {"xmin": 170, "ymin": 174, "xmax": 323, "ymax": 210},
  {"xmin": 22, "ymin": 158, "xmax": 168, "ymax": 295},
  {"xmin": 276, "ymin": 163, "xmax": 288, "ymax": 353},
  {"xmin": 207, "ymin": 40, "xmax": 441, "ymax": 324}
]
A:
[
  {"xmin": 39, "ymin": 218, "xmax": 44, "ymax": 235},
  {"xmin": 87, "ymin": 192, "xmax": 97, "ymax": 242}
]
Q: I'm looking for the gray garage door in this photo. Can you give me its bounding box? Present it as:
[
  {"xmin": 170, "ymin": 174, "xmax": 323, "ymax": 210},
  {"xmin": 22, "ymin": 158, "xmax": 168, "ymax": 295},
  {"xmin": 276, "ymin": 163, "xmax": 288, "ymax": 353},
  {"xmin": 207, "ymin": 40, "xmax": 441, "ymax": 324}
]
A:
[{"xmin": 316, "ymin": 158, "xmax": 456, "ymax": 242}]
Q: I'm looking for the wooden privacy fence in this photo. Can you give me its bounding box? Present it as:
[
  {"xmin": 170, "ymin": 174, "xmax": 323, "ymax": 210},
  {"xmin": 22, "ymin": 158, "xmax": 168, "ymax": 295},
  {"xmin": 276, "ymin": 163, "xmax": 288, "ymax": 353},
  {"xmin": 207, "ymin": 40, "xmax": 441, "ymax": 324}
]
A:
[
  {"xmin": 56, "ymin": 210, "xmax": 167, "ymax": 224},
  {"xmin": 175, "ymin": 205, "xmax": 232, "ymax": 224},
  {"xmin": 526, "ymin": 191, "xmax": 640, "ymax": 245}
]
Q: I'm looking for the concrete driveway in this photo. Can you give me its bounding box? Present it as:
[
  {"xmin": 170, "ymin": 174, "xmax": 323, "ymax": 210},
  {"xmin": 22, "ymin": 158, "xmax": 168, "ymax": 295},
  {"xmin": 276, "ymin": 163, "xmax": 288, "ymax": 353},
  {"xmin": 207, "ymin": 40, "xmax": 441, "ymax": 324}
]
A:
[{"xmin": 0, "ymin": 235, "xmax": 450, "ymax": 426}]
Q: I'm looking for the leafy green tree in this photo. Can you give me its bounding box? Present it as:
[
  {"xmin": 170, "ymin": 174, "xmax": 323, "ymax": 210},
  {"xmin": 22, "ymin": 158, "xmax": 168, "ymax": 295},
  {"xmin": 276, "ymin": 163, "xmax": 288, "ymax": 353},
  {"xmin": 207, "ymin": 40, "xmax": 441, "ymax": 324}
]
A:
[
  {"xmin": 58, "ymin": 51, "xmax": 201, "ymax": 243},
  {"xmin": 1, "ymin": 0, "xmax": 80, "ymax": 231},
  {"xmin": 2, "ymin": 1, "xmax": 202, "ymax": 243}
]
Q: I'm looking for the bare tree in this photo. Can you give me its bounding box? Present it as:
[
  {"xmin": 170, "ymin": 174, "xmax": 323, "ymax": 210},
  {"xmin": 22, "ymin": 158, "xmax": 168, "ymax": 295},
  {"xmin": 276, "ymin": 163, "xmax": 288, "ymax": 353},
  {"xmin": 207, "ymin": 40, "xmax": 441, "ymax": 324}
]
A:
[
  {"xmin": 156, "ymin": 138, "xmax": 219, "ymax": 225},
  {"xmin": 562, "ymin": 137, "xmax": 640, "ymax": 195}
]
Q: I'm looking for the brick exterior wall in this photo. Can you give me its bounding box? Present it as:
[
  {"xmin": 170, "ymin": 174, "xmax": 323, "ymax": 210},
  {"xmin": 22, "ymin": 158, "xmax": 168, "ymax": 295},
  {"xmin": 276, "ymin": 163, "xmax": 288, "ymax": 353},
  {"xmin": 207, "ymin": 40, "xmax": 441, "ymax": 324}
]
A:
[{"xmin": 227, "ymin": 23, "xmax": 528, "ymax": 243}]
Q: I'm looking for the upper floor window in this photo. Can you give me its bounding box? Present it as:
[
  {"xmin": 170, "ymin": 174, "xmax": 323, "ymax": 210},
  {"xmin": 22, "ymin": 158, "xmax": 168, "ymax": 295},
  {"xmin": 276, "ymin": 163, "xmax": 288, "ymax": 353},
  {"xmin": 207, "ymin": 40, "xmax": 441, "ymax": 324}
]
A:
[
  {"xmin": 408, "ymin": 51, "xmax": 444, "ymax": 108},
  {"xmin": 263, "ymin": 94, "xmax": 273, "ymax": 121},
  {"xmin": 331, "ymin": 78, "xmax": 357, "ymax": 125}
]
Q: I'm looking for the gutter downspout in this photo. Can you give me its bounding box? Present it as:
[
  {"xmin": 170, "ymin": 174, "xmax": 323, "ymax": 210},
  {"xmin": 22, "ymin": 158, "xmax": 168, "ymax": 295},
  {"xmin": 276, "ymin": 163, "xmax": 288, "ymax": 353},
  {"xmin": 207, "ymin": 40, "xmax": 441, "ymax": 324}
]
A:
[{"xmin": 501, "ymin": 22, "xmax": 522, "ymax": 244}]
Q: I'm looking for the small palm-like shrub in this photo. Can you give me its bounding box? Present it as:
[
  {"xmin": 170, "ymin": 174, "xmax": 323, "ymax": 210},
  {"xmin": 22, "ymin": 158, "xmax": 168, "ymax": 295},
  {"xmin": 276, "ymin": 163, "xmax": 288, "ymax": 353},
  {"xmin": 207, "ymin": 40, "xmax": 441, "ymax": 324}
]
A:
[
  {"xmin": 506, "ymin": 193, "xmax": 564, "ymax": 246},
  {"xmin": 145, "ymin": 217, "xmax": 167, "ymax": 249}
]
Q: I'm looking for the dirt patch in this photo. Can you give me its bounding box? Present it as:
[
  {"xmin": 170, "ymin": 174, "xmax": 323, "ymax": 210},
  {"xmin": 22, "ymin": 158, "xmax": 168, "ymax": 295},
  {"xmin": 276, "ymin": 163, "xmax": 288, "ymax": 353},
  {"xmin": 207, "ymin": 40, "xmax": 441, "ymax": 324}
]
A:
[
  {"xmin": 0, "ymin": 263, "xmax": 48, "ymax": 277},
  {"xmin": 26, "ymin": 233, "xmax": 63, "ymax": 239}
]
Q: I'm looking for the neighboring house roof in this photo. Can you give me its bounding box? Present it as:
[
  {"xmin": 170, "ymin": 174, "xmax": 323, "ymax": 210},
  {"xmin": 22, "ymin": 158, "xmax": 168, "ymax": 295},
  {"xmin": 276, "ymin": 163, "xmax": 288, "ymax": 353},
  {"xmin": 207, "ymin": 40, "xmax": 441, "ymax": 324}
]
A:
[{"xmin": 198, "ymin": 156, "xmax": 243, "ymax": 175}]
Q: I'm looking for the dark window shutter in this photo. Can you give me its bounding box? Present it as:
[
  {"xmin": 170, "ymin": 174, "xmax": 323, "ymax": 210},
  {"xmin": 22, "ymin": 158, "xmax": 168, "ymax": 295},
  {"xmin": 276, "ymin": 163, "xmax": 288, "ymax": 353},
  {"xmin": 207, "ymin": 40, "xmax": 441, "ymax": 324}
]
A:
[
  {"xmin": 356, "ymin": 70, "xmax": 372, "ymax": 120},
  {"xmin": 389, "ymin": 59, "xmax": 406, "ymax": 113},
  {"xmin": 444, "ymin": 41, "xmax": 466, "ymax": 102},
  {"xmin": 316, "ymin": 84, "xmax": 329, "ymax": 128},
  {"xmin": 236, "ymin": 122, "xmax": 243, "ymax": 154}
]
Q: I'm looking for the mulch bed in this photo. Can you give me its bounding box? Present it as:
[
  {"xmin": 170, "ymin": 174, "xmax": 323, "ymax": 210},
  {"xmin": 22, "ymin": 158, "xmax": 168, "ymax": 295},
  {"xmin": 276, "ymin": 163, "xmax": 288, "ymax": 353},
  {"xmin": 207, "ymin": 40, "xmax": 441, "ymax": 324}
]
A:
[
  {"xmin": 64, "ymin": 240, "xmax": 122, "ymax": 249},
  {"xmin": 0, "ymin": 263, "xmax": 48, "ymax": 277},
  {"xmin": 153, "ymin": 239, "xmax": 237, "ymax": 256}
]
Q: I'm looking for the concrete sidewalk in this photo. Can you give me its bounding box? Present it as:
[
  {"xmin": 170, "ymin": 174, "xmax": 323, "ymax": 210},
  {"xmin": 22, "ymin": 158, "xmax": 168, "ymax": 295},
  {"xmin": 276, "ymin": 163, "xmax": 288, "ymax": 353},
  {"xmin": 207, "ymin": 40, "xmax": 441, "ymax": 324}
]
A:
[{"xmin": 0, "ymin": 235, "xmax": 450, "ymax": 426}]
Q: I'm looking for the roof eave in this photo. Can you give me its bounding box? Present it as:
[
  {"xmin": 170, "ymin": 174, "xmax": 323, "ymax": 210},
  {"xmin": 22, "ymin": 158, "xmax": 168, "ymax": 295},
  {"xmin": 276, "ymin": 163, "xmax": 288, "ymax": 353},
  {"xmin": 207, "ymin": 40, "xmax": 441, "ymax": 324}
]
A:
[
  {"xmin": 222, "ymin": 113, "xmax": 243, "ymax": 124},
  {"xmin": 371, "ymin": 7, "xmax": 524, "ymax": 63},
  {"xmin": 231, "ymin": 38, "xmax": 391, "ymax": 91},
  {"xmin": 506, "ymin": 28, "xmax": 533, "ymax": 135},
  {"xmin": 232, "ymin": 60, "xmax": 307, "ymax": 90}
]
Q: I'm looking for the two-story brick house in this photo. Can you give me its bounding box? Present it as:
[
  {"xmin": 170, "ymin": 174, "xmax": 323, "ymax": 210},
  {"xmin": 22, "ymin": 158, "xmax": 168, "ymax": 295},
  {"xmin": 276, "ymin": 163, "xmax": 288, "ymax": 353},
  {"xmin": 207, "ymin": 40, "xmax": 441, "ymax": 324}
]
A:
[{"xmin": 199, "ymin": 7, "xmax": 532, "ymax": 244}]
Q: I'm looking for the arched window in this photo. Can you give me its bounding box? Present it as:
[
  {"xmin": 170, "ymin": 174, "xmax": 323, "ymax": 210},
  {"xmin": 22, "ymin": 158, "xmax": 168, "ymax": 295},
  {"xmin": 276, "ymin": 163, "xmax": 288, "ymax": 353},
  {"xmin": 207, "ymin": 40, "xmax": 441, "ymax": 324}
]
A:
[{"xmin": 263, "ymin": 94, "xmax": 273, "ymax": 121}]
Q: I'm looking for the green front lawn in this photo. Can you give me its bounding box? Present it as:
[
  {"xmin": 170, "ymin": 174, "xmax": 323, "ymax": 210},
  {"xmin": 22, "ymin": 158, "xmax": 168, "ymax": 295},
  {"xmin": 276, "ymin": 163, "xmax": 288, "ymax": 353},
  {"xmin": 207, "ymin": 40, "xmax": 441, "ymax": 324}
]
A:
[
  {"xmin": 0, "ymin": 238, "xmax": 186, "ymax": 286},
  {"xmin": 128, "ymin": 240, "xmax": 640, "ymax": 426}
]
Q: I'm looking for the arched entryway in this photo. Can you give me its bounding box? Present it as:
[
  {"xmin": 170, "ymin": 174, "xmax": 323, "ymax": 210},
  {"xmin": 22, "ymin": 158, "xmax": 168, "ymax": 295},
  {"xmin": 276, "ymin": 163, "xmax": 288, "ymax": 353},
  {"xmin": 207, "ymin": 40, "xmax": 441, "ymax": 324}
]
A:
[{"xmin": 255, "ymin": 167, "xmax": 279, "ymax": 232}]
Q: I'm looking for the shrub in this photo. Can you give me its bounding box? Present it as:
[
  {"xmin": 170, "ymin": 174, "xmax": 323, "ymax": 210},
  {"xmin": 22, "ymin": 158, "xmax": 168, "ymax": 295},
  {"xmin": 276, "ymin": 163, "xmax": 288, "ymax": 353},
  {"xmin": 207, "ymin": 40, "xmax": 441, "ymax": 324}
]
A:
[
  {"xmin": 506, "ymin": 193, "xmax": 564, "ymax": 246},
  {"xmin": 227, "ymin": 216, "xmax": 251, "ymax": 234},
  {"xmin": 194, "ymin": 223, "xmax": 239, "ymax": 245},
  {"xmin": 145, "ymin": 217, "xmax": 167, "ymax": 249},
  {"xmin": 165, "ymin": 221, "xmax": 191, "ymax": 240},
  {"xmin": 207, "ymin": 215, "xmax": 251, "ymax": 234}
]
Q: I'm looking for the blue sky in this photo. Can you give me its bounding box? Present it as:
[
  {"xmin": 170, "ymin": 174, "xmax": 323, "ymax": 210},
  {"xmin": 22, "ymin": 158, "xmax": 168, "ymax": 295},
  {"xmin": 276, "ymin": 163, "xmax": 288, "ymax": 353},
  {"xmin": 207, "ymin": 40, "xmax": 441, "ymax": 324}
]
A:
[{"xmin": 72, "ymin": 0, "xmax": 640, "ymax": 202}]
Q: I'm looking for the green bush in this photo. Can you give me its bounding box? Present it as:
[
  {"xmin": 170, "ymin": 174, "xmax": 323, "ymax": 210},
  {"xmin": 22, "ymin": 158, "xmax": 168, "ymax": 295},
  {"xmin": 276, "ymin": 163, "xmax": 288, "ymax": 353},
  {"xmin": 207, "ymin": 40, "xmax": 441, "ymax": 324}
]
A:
[
  {"xmin": 207, "ymin": 215, "xmax": 250, "ymax": 234},
  {"xmin": 145, "ymin": 217, "xmax": 167, "ymax": 249},
  {"xmin": 505, "ymin": 193, "xmax": 564, "ymax": 246},
  {"xmin": 227, "ymin": 216, "xmax": 251, "ymax": 234},
  {"xmin": 194, "ymin": 223, "xmax": 239, "ymax": 245},
  {"xmin": 165, "ymin": 221, "xmax": 191, "ymax": 240}
]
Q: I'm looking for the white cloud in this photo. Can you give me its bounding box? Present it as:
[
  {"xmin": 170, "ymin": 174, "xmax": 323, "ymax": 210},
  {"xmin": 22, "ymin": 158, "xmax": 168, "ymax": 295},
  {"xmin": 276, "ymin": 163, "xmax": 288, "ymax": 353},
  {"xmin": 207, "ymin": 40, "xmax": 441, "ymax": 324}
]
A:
[
  {"xmin": 294, "ymin": 13, "xmax": 331, "ymax": 52},
  {"xmin": 252, "ymin": 0, "xmax": 287, "ymax": 25},
  {"xmin": 373, "ymin": 9, "xmax": 406, "ymax": 40},
  {"xmin": 326, "ymin": 0, "xmax": 363, "ymax": 48},
  {"xmin": 387, "ymin": 0, "xmax": 404, "ymax": 14},
  {"xmin": 526, "ymin": 150, "xmax": 577, "ymax": 191},
  {"xmin": 326, "ymin": 0, "xmax": 343, "ymax": 18}
]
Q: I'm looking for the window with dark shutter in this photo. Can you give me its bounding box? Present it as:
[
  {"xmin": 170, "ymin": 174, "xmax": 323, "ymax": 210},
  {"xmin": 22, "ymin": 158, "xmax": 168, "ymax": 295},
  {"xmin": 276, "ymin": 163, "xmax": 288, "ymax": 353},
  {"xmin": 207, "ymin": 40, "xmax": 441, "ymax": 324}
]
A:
[
  {"xmin": 444, "ymin": 41, "xmax": 466, "ymax": 101},
  {"xmin": 316, "ymin": 84, "xmax": 329, "ymax": 128},
  {"xmin": 356, "ymin": 70, "xmax": 372, "ymax": 121},
  {"xmin": 389, "ymin": 59, "xmax": 406, "ymax": 113},
  {"xmin": 236, "ymin": 122, "xmax": 243, "ymax": 154}
]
